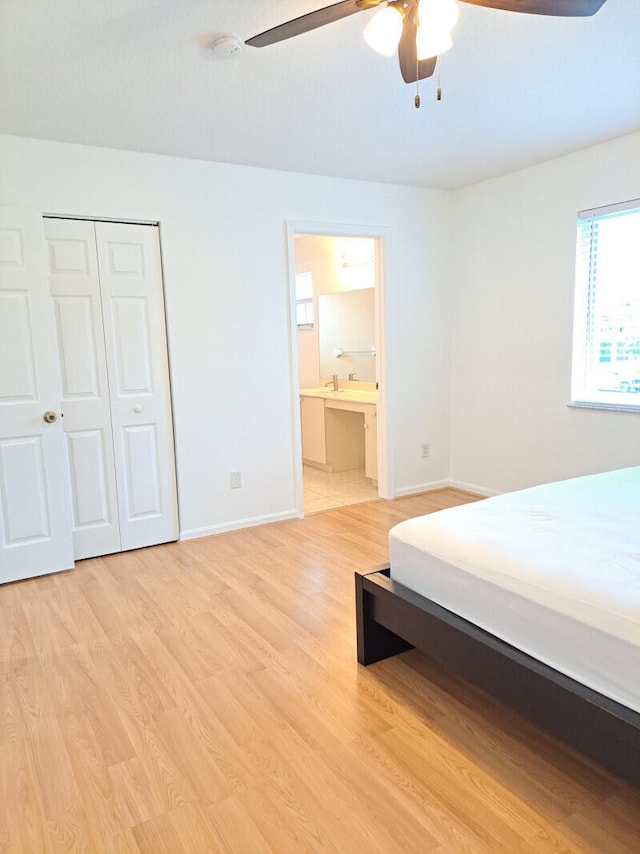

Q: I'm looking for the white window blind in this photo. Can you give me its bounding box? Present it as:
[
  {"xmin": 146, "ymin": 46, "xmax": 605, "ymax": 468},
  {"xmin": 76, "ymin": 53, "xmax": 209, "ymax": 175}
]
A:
[
  {"xmin": 571, "ymin": 199, "xmax": 640, "ymax": 410},
  {"xmin": 295, "ymin": 271, "xmax": 314, "ymax": 329}
]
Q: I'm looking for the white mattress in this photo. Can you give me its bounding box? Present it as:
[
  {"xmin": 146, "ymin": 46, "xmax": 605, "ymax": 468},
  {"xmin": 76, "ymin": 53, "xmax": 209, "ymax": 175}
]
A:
[{"xmin": 389, "ymin": 467, "xmax": 640, "ymax": 712}]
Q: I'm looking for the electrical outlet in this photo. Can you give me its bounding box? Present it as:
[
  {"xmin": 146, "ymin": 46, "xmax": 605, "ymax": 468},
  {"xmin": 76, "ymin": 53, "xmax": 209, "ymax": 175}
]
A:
[
  {"xmin": 421, "ymin": 443, "xmax": 430, "ymax": 458},
  {"xmin": 230, "ymin": 471, "xmax": 242, "ymax": 489}
]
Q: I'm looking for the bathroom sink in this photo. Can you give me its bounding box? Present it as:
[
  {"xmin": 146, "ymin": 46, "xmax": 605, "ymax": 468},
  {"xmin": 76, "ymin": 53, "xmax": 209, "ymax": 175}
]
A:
[
  {"xmin": 299, "ymin": 387, "xmax": 376, "ymax": 404},
  {"xmin": 300, "ymin": 387, "xmax": 343, "ymax": 397}
]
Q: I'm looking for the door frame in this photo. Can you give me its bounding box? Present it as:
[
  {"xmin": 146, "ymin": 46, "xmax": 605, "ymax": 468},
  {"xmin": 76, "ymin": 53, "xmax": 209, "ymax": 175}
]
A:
[{"xmin": 285, "ymin": 220, "xmax": 389, "ymax": 517}]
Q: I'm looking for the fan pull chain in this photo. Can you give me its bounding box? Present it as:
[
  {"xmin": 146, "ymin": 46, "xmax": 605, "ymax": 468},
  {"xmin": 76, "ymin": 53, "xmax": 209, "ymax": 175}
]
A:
[{"xmin": 437, "ymin": 66, "xmax": 442, "ymax": 101}]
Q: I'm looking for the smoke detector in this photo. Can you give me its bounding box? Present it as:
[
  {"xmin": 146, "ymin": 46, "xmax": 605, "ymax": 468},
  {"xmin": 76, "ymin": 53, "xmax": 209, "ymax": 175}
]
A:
[{"xmin": 210, "ymin": 35, "xmax": 242, "ymax": 59}]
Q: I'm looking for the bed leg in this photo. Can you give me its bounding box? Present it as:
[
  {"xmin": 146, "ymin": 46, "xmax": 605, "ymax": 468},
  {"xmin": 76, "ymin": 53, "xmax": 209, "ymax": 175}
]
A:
[{"xmin": 355, "ymin": 570, "xmax": 414, "ymax": 665}]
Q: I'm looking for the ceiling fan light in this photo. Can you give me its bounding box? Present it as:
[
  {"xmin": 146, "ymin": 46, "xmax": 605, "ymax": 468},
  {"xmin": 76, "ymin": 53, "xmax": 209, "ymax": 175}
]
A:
[
  {"xmin": 420, "ymin": 0, "xmax": 460, "ymax": 33},
  {"xmin": 416, "ymin": 0, "xmax": 458, "ymax": 61},
  {"xmin": 363, "ymin": 5, "xmax": 404, "ymax": 57},
  {"xmin": 416, "ymin": 27, "xmax": 453, "ymax": 60}
]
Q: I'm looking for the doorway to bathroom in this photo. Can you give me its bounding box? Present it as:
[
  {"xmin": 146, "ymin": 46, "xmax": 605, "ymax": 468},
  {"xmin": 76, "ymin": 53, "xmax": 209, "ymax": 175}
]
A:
[{"xmin": 287, "ymin": 222, "xmax": 387, "ymax": 516}]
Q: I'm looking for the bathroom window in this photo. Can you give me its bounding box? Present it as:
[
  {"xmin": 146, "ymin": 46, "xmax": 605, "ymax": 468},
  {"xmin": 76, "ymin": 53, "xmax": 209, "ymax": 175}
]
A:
[
  {"xmin": 295, "ymin": 271, "xmax": 314, "ymax": 329},
  {"xmin": 571, "ymin": 199, "xmax": 640, "ymax": 411}
]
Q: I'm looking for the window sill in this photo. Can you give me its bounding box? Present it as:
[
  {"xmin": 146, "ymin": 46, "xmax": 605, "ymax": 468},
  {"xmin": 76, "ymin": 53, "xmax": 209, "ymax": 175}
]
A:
[{"xmin": 568, "ymin": 400, "xmax": 640, "ymax": 414}]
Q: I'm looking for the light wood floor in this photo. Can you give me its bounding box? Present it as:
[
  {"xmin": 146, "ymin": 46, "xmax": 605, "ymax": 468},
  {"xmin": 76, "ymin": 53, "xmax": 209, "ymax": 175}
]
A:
[{"xmin": 1, "ymin": 489, "xmax": 638, "ymax": 853}]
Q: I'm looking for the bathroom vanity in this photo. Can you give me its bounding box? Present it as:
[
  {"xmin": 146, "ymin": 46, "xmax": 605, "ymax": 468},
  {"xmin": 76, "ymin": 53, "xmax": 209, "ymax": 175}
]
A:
[{"xmin": 299, "ymin": 386, "xmax": 377, "ymax": 482}]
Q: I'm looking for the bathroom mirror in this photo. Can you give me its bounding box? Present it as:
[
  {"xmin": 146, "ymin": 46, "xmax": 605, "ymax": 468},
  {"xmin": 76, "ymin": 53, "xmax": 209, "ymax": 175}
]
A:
[{"xmin": 318, "ymin": 289, "xmax": 375, "ymax": 382}]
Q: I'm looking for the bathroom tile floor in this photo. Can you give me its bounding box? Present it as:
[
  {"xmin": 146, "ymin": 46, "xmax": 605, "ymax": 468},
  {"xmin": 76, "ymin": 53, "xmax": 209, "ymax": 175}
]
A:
[{"xmin": 303, "ymin": 465, "xmax": 379, "ymax": 514}]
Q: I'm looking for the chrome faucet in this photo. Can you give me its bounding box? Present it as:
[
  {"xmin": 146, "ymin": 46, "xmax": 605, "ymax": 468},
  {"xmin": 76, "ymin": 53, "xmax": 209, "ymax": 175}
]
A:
[{"xmin": 325, "ymin": 374, "xmax": 339, "ymax": 391}]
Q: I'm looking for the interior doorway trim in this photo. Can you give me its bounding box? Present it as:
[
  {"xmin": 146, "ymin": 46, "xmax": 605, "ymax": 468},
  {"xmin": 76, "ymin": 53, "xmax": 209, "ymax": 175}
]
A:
[{"xmin": 286, "ymin": 219, "xmax": 389, "ymax": 517}]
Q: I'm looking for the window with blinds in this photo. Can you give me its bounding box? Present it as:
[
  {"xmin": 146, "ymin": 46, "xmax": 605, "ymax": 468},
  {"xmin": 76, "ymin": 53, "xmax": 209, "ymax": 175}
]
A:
[
  {"xmin": 571, "ymin": 199, "xmax": 640, "ymax": 411},
  {"xmin": 295, "ymin": 271, "xmax": 314, "ymax": 329}
]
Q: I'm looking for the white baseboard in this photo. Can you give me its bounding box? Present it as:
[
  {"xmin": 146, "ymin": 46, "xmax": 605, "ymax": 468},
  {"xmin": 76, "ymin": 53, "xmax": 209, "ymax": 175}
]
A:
[
  {"xmin": 392, "ymin": 479, "xmax": 450, "ymax": 498},
  {"xmin": 393, "ymin": 479, "xmax": 501, "ymax": 499},
  {"xmin": 180, "ymin": 508, "xmax": 300, "ymax": 541},
  {"xmin": 448, "ymin": 479, "xmax": 500, "ymax": 497}
]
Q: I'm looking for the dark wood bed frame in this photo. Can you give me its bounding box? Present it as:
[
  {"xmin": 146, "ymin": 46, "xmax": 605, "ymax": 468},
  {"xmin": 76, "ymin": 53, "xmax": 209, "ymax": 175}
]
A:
[{"xmin": 355, "ymin": 565, "xmax": 640, "ymax": 786}]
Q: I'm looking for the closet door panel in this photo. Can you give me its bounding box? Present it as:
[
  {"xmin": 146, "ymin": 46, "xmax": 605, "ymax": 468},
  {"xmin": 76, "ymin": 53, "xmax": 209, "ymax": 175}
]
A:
[
  {"xmin": 95, "ymin": 222, "xmax": 178, "ymax": 551},
  {"xmin": 0, "ymin": 436, "xmax": 49, "ymax": 543},
  {"xmin": 53, "ymin": 294, "xmax": 101, "ymax": 396},
  {"xmin": 45, "ymin": 218, "xmax": 121, "ymax": 560},
  {"xmin": 0, "ymin": 207, "xmax": 74, "ymax": 582},
  {"xmin": 121, "ymin": 424, "xmax": 162, "ymax": 517},
  {"xmin": 111, "ymin": 296, "xmax": 153, "ymax": 394},
  {"xmin": 66, "ymin": 429, "xmax": 112, "ymax": 528}
]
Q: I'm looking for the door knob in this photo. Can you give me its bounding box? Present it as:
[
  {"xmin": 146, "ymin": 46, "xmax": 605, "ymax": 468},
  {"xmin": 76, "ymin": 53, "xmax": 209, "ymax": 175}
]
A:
[{"xmin": 43, "ymin": 411, "xmax": 57, "ymax": 423}]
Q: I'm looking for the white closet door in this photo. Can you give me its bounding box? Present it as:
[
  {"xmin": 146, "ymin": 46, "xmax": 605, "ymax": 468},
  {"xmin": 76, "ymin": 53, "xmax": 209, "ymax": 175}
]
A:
[
  {"xmin": 95, "ymin": 222, "xmax": 178, "ymax": 551},
  {"xmin": 44, "ymin": 218, "xmax": 121, "ymax": 560},
  {"xmin": 0, "ymin": 207, "xmax": 74, "ymax": 582}
]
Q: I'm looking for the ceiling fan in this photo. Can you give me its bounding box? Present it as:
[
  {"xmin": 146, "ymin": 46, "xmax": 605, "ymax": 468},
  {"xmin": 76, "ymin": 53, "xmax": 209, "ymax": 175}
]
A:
[{"xmin": 245, "ymin": 0, "xmax": 609, "ymax": 87}]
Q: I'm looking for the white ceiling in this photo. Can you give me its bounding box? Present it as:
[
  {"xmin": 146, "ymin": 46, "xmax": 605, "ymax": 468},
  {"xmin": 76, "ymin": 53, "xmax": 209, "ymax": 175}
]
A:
[{"xmin": 1, "ymin": 0, "xmax": 638, "ymax": 189}]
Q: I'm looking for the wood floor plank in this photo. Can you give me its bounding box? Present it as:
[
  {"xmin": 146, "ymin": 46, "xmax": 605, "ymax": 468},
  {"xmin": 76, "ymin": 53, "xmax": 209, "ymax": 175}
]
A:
[
  {"xmin": 150, "ymin": 705, "xmax": 246, "ymax": 804},
  {"xmin": 54, "ymin": 643, "xmax": 137, "ymax": 768},
  {"xmin": 266, "ymin": 723, "xmax": 440, "ymax": 854},
  {"xmin": 44, "ymin": 806, "xmax": 99, "ymax": 854},
  {"xmin": 204, "ymin": 796, "xmax": 275, "ymax": 854},
  {"xmin": 108, "ymin": 757, "xmax": 170, "ymax": 829},
  {"xmin": 603, "ymin": 788, "xmax": 640, "ymax": 830},
  {"xmin": 324, "ymin": 740, "xmax": 499, "ymax": 854},
  {"xmin": 373, "ymin": 652, "xmax": 619, "ymax": 809},
  {"xmin": 373, "ymin": 723, "xmax": 544, "ymax": 853},
  {"xmin": 0, "ymin": 488, "xmax": 637, "ymax": 853},
  {"xmin": 0, "ymin": 586, "xmax": 37, "ymax": 667},
  {"xmin": 0, "ymin": 672, "xmax": 26, "ymax": 746}
]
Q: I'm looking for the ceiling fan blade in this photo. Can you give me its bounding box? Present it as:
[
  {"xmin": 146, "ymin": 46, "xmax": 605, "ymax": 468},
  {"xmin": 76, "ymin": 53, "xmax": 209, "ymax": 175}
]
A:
[
  {"xmin": 460, "ymin": 0, "xmax": 608, "ymax": 16},
  {"xmin": 245, "ymin": 1, "xmax": 383, "ymax": 48},
  {"xmin": 398, "ymin": 5, "xmax": 437, "ymax": 84}
]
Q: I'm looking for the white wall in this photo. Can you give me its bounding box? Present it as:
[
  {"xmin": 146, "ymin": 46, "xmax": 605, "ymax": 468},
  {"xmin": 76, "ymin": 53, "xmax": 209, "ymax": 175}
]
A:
[
  {"xmin": 0, "ymin": 133, "xmax": 451, "ymax": 537},
  {"xmin": 449, "ymin": 133, "xmax": 640, "ymax": 495}
]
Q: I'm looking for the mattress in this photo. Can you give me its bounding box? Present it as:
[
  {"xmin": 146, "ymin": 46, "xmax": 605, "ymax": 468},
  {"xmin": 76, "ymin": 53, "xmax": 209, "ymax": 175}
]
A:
[{"xmin": 389, "ymin": 467, "xmax": 640, "ymax": 712}]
